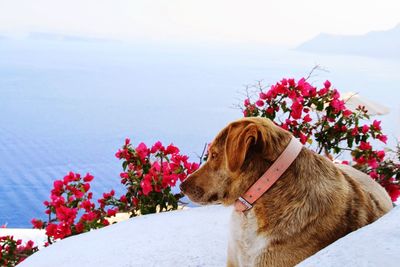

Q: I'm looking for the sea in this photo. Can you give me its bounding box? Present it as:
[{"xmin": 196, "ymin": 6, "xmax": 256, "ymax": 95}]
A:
[{"xmin": 0, "ymin": 38, "xmax": 399, "ymax": 227}]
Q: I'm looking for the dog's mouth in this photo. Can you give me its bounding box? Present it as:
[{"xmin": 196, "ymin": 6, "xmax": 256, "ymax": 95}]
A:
[
  {"xmin": 180, "ymin": 178, "xmax": 223, "ymax": 205},
  {"xmin": 190, "ymin": 199, "xmax": 222, "ymax": 206},
  {"xmin": 183, "ymin": 191, "xmax": 222, "ymax": 206}
]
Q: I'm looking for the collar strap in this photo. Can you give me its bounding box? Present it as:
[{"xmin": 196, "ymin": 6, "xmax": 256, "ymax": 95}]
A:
[{"xmin": 234, "ymin": 136, "xmax": 303, "ymax": 212}]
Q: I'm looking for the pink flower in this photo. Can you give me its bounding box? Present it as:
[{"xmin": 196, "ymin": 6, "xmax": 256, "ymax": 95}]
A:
[
  {"xmin": 318, "ymin": 88, "xmax": 329, "ymax": 96},
  {"xmin": 106, "ymin": 208, "xmax": 118, "ymax": 217},
  {"xmin": 332, "ymin": 89, "xmax": 340, "ymax": 99},
  {"xmin": 26, "ymin": 240, "xmax": 34, "ymax": 250},
  {"xmin": 186, "ymin": 162, "xmax": 199, "ymax": 175},
  {"xmin": 45, "ymin": 223, "xmax": 57, "ymax": 237},
  {"xmin": 377, "ymin": 134, "xmax": 387, "ymax": 144},
  {"xmin": 120, "ymin": 172, "xmax": 129, "ymax": 179},
  {"xmin": 351, "ymin": 127, "xmax": 359, "ymax": 136},
  {"xmin": 356, "ymin": 156, "xmax": 366, "ymax": 165},
  {"xmin": 288, "ymin": 78, "xmax": 296, "ymax": 87},
  {"xmin": 132, "ymin": 197, "xmax": 139, "ymax": 207},
  {"xmin": 71, "ymin": 187, "xmax": 84, "ymax": 198},
  {"xmin": 309, "ymin": 88, "xmax": 317, "ymax": 97},
  {"xmin": 259, "ymin": 92, "xmax": 267, "ymax": 100},
  {"xmin": 297, "ymin": 78, "xmax": 311, "ymax": 96},
  {"xmin": 297, "ymin": 78, "xmax": 316, "ymax": 97},
  {"xmin": 102, "ymin": 190, "xmax": 115, "ymax": 199},
  {"xmin": 342, "ymin": 109, "xmax": 352, "ymax": 117},
  {"xmin": 81, "ymin": 211, "xmax": 98, "ymax": 222},
  {"xmin": 367, "ymin": 158, "xmax": 378, "ymax": 169},
  {"xmin": 359, "ymin": 141, "xmax": 372, "ymax": 151},
  {"xmin": 372, "ymin": 120, "xmax": 382, "ymax": 131},
  {"xmin": 266, "ymin": 107, "xmax": 274, "ymax": 114},
  {"xmin": 244, "ymin": 98, "xmax": 250, "ymax": 106},
  {"xmin": 31, "ymin": 219, "xmax": 44, "ymax": 229},
  {"xmin": 384, "ymin": 184, "xmax": 400, "ymax": 202},
  {"xmin": 119, "ymin": 195, "xmax": 127, "ymax": 203},
  {"xmin": 256, "ymin": 100, "xmax": 264, "ymax": 107},
  {"xmin": 136, "ymin": 142, "xmax": 149, "ymax": 160},
  {"xmin": 52, "ymin": 180, "xmax": 64, "ymax": 196},
  {"xmin": 323, "ymin": 80, "xmax": 331, "ymax": 89},
  {"xmin": 63, "ymin": 172, "xmax": 78, "ymax": 184},
  {"xmin": 303, "ymin": 114, "xmax": 312, "ymax": 123},
  {"xmin": 82, "ymin": 183, "xmax": 90, "ymax": 193},
  {"xmin": 125, "ymin": 138, "xmax": 130, "ymax": 146},
  {"xmin": 369, "ymin": 171, "xmax": 378, "ymax": 179},
  {"xmin": 141, "ymin": 179, "xmax": 152, "ymax": 196},
  {"xmin": 276, "ymin": 84, "xmax": 288, "ymax": 94},
  {"xmin": 377, "ymin": 150, "xmax": 385, "ymax": 160},
  {"xmin": 330, "ymin": 99, "xmax": 345, "ymax": 113},
  {"xmin": 288, "ymin": 90, "xmax": 297, "ymax": 99},
  {"xmin": 56, "ymin": 206, "xmax": 77, "ymax": 223},
  {"xmin": 75, "ymin": 222, "xmax": 84, "ymax": 233},
  {"xmin": 83, "ymin": 173, "xmax": 94, "ymax": 182},
  {"xmin": 151, "ymin": 141, "xmax": 165, "ymax": 153},
  {"xmin": 362, "ymin": 125, "xmax": 370, "ymax": 134},
  {"xmin": 165, "ymin": 144, "xmax": 180, "ymax": 155},
  {"xmin": 115, "ymin": 149, "xmax": 123, "ymax": 159},
  {"xmin": 81, "ymin": 200, "xmax": 93, "ymax": 212},
  {"xmin": 299, "ymin": 133, "xmax": 308, "ymax": 144},
  {"xmin": 290, "ymin": 100, "xmax": 303, "ymax": 120}
]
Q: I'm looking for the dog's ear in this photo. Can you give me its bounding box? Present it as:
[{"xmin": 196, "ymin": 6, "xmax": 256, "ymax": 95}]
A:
[{"xmin": 225, "ymin": 123, "xmax": 263, "ymax": 172}]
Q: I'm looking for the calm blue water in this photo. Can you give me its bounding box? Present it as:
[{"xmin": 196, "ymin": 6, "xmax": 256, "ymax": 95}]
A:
[{"xmin": 1, "ymin": 39, "xmax": 399, "ymax": 227}]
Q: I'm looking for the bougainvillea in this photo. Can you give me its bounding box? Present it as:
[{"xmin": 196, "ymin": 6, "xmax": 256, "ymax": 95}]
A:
[
  {"xmin": 30, "ymin": 139, "xmax": 198, "ymax": 250},
  {"xmin": 0, "ymin": 235, "xmax": 38, "ymax": 266},
  {"xmin": 242, "ymin": 77, "xmax": 400, "ymax": 201},
  {"xmin": 358, "ymin": 145, "xmax": 400, "ymax": 202},
  {"xmin": 101, "ymin": 139, "xmax": 199, "ymax": 216},
  {"xmin": 31, "ymin": 172, "xmax": 113, "ymax": 244}
]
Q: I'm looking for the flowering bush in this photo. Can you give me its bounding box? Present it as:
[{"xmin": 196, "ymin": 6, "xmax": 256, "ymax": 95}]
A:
[
  {"xmin": 105, "ymin": 139, "xmax": 199, "ymax": 216},
  {"xmin": 30, "ymin": 139, "xmax": 198, "ymax": 248},
  {"xmin": 358, "ymin": 145, "xmax": 400, "ymax": 201},
  {"xmin": 242, "ymin": 77, "xmax": 400, "ymax": 201},
  {"xmin": 31, "ymin": 172, "xmax": 114, "ymax": 244},
  {"xmin": 0, "ymin": 235, "xmax": 38, "ymax": 266}
]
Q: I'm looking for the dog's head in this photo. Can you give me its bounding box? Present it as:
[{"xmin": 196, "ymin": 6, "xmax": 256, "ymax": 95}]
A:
[{"xmin": 180, "ymin": 117, "xmax": 291, "ymax": 205}]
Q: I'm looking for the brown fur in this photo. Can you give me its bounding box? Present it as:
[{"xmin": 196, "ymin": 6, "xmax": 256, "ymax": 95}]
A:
[{"xmin": 180, "ymin": 117, "xmax": 393, "ymax": 267}]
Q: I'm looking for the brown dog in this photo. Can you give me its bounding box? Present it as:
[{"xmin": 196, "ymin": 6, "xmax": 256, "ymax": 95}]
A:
[{"xmin": 180, "ymin": 117, "xmax": 393, "ymax": 267}]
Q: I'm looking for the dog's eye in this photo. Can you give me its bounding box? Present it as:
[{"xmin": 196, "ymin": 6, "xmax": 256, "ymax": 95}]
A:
[{"xmin": 211, "ymin": 152, "xmax": 218, "ymax": 159}]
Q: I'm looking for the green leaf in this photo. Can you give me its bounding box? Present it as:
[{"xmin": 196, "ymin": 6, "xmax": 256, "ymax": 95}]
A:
[
  {"xmin": 317, "ymin": 101, "xmax": 324, "ymax": 111},
  {"xmin": 347, "ymin": 138, "xmax": 354, "ymax": 148},
  {"xmin": 122, "ymin": 161, "xmax": 128, "ymax": 171}
]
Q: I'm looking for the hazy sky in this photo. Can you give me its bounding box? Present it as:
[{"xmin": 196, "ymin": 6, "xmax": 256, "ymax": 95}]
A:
[{"xmin": 0, "ymin": 0, "xmax": 399, "ymax": 45}]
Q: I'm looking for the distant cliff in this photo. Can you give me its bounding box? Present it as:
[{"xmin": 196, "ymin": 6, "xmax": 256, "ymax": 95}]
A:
[{"xmin": 297, "ymin": 24, "xmax": 400, "ymax": 59}]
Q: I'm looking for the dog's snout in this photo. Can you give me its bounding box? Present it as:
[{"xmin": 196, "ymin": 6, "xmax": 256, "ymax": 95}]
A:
[
  {"xmin": 179, "ymin": 181, "xmax": 188, "ymax": 192},
  {"xmin": 179, "ymin": 179, "xmax": 205, "ymax": 200},
  {"xmin": 190, "ymin": 185, "xmax": 205, "ymax": 198}
]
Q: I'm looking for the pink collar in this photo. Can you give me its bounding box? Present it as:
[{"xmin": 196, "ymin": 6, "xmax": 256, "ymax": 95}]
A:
[{"xmin": 234, "ymin": 136, "xmax": 303, "ymax": 212}]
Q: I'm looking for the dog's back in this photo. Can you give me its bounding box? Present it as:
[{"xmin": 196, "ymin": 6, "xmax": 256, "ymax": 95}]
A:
[{"xmin": 337, "ymin": 163, "xmax": 393, "ymax": 216}]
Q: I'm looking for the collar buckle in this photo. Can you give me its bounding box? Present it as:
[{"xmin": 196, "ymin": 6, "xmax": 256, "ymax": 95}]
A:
[{"xmin": 237, "ymin": 196, "xmax": 252, "ymax": 210}]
